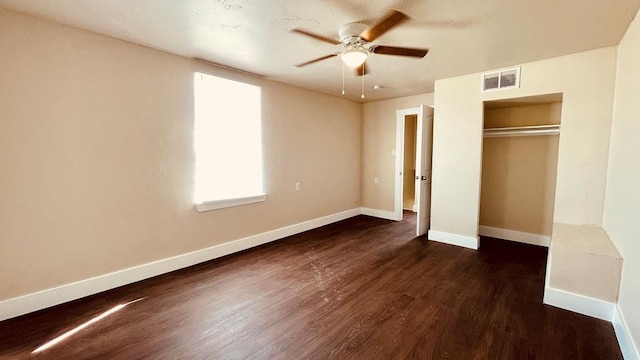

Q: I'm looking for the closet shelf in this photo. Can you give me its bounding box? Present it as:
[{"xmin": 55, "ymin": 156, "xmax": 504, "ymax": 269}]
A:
[{"xmin": 483, "ymin": 124, "xmax": 560, "ymax": 138}]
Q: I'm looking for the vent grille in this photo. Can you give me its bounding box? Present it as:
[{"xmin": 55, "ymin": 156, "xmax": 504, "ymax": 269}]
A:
[{"xmin": 482, "ymin": 67, "xmax": 520, "ymax": 92}]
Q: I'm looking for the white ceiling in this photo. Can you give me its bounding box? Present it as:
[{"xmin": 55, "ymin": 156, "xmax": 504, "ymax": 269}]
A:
[{"xmin": 0, "ymin": 0, "xmax": 638, "ymax": 102}]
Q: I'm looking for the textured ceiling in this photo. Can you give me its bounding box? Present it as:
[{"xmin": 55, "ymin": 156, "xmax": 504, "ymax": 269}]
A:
[{"xmin": 0, "ymin": 0, "xmax": 638, "ymax": 102}]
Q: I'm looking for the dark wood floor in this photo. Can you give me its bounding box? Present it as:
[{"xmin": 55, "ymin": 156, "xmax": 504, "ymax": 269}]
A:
[{"xmin": 0, "ymin": 212, "xmax": 622, "ymax": 359}]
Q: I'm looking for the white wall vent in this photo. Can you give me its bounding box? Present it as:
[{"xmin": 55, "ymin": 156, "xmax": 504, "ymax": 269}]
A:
[{"xmin": 481, "ymin": 67, "xmax": 520, "ymax": 92}]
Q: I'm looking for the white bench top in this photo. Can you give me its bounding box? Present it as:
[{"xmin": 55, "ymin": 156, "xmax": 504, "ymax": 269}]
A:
[{"xmin": 551, "ymin": 223, "xmax": 621, "ymax": 258}]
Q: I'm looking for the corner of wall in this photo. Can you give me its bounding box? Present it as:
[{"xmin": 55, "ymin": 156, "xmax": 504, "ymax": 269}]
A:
[
  {"xmin": 427, "ymin": 230, "xmax": 479, "ymax": 250},
  {"xmin": 613, "ymin": 304, "xmax": 640, "ymax": 360}
]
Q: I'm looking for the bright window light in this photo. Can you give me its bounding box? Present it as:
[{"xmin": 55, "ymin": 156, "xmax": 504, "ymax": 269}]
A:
[{"xmin": 193, "ymin": 72, "xmax": 265, "ymax": 211}]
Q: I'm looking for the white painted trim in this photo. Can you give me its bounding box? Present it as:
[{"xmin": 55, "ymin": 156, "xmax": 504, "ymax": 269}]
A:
[
  {"xmin": 543, "ymin": 286, "xmax": 614, "ymax": 321},
  {"xmin": 0, "ymin": 208, "xmax": 361, "ymax": 322},
  {"xmin": 360, "ymin": 207, "xmax": 398, "ymax": 221},
  {"xmin": 478, "ymin": 225, "xmax": 550, "ymax": 247},
  {"xmin": 428, "ymin": 230, "xmax": 479, "ymax": 250},
  {"xmin": 544, "ymin": 248, "xmax": 553, "ymax": 292},
  {"xmin": 613, "ymin": 304, "xmax": 640, "ymax": 360},
  {"xmin": 195, "ymin": 193, "xmax": 266, "ymax": 212}
]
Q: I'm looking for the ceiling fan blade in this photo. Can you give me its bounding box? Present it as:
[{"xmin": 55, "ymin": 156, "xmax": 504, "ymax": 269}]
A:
[
  {"xmin": 291, "ymin": 29, "xmax": 340, "ymax": 45},
  {"xmin": 359, "ymin": 9, "xmax": 409, "ymax": 42},
  {"xmin": 295, "ymin": 54, "xmax": 337, "ymax": 67},
  {"xmin": 404, "ymin": 19, "xmax": 476, "ymax": 29},
  {"xmin": 371, "ymin": 45, "xmax": 429, "ymax": 58},
  {"xmin": 355, "ymin": 62, "xmax": 370, "ymax": 76}
]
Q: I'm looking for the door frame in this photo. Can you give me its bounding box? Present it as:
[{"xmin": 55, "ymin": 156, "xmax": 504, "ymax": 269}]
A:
[
  {"xmin": 394, "ymin": 106, "xmax": 422, "ymax": 221},
  {"xmin": 395, "ymin": 105, "xmax": 434, "ymax": 236}
]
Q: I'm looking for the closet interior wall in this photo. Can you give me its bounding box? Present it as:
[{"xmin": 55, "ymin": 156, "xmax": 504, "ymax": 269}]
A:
[{"xmin": 480, "ymin": 101, "xmax": 562, "ymax": 239}]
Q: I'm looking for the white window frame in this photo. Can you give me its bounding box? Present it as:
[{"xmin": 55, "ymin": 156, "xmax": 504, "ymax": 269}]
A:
[
  {"xmin": 193, "ymin": 72, "xmax": 266, "ymax": 212},
  {"xmin": 195, "ymin": 193, "xmax": 266, "ymax": 212}
]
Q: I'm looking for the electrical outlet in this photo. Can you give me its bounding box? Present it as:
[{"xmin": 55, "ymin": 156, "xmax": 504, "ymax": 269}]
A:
[
  {"xmin": 374, "ymin": 177, "xmax": 379, "ymax": 184},
  {"xmin": 295, "ymin": 182, "xmax": 301, "ymax": 191}
]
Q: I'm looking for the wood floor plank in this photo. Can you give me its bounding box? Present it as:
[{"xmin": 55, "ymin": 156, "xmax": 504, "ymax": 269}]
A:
[{"xmin": 0, "ymin": 212, "xmax": 622, "ymax": 359}]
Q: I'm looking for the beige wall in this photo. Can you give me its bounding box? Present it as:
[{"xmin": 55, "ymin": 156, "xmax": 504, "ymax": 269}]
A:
[
  {"xmin": 403, "ymin": 115, "xmax": 417, "ymax": 210},
  {"xmin": 361, "ymin": 93, "xmax": 434, "ymax": 211},
  {"xmin": 431, "ymin": 47, "xmax": 617, "ymax": 240},
  {"xmin": 604, "ymin": 7, "xmax": 640, "ymax": 349},
  {"xmin": 480, "ymin": 103, "xmax": 560, "ymax": 236},
  {"xmin": 0, "ymin": 8, "xmax": 361, "ymax": 300}
]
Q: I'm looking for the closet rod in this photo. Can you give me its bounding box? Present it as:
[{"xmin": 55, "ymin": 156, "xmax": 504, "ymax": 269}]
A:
[{"xmin": 483, "ymin": 124, "xmax": 560, "ymax": 138}]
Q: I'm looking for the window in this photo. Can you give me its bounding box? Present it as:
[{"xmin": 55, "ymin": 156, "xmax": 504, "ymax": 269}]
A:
[{"xmin": 193, "ymin": 72, "xmax": 265, "ymax": 212}]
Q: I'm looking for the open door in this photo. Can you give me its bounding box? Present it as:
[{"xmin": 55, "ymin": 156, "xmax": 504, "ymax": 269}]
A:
[{"xmin": 415, "ymin": 105, "xmax": 434, "ymax": 236}]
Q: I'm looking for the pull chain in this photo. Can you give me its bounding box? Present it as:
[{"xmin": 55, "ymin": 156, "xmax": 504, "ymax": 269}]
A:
[
  {"xmin": 361, "ymin": 62, "xmax": 365, "ymax": 99},
  {"xmin": 341, "ymin": 61, "xmax": 345, "ymax": 95}
]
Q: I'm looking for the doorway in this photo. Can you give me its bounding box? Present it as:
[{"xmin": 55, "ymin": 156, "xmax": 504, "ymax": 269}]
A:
[
  {"xmin": 394, "ymin": 105, "xmax": 434, "ymax": 236},
  {"xmin": 402, "ymin": 115, "xmax": 418, "ymax": 212}
]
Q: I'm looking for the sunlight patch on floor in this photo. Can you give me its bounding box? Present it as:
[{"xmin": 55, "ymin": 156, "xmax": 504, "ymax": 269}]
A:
[{"xmin": 32, "ymin": 298, "xmax": 144, "ymax": 354}]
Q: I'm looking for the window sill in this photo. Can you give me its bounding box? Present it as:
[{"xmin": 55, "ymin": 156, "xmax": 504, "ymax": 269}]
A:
[{"xmin": 195, "ymin": 193, "xmax": 266, "ymax": 212}]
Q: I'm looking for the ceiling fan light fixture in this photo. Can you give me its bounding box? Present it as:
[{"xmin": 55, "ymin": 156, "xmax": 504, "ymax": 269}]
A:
[{"xmin": 341, "ymin": 47, "xmax": 368, "ymax": 68}]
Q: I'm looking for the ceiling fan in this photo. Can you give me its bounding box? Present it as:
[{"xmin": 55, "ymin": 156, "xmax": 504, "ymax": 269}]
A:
[{"xmin": 292, "ymin": 9, "xmax": 429, "ymax": 76}]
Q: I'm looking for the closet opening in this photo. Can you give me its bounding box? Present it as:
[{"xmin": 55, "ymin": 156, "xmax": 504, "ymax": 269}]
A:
[{"xmin": 479, "ymin": 93, "xmax": 563, "ymax": 247}]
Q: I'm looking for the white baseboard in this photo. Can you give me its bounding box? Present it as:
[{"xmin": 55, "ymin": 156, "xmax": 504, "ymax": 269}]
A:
[
  {"xmin": 543, "ymin": 285, "xmax": 614, "ymax": 321},
  {"xmin": 613, "ymin": 304, "xmax": 640, "ymax": 360},
  {"xmin": 0, "ymin": 208, "xmax": 361, "ymax": 322},
  {"xmin": 545, "ymin": 288, "xmax": 640, "ymax": 359},
  {"xmin": 428, "ymin": 230, "xmax": 479, "ymax": 250},
  {"xmin": 360, "ymin": 207, "xmax": 398, "ymax": 221},
  {"xmin": 478, "ymin": 225, "xmax": 550, "ymax": 247}
]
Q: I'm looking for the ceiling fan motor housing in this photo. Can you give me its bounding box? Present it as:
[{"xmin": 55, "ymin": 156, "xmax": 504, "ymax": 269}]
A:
[
  {"xmin": 339, "ymin": 23, "xmax": 368, "ymax": 46},
  {"xmin": 292, "ymin": 9, "xmax": 428, "ymax": 74}
]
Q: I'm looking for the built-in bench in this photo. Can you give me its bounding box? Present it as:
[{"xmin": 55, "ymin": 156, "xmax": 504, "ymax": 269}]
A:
[{"xmin": 543, "ymin": 223, "xmax": 623, "ymax": 320}]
